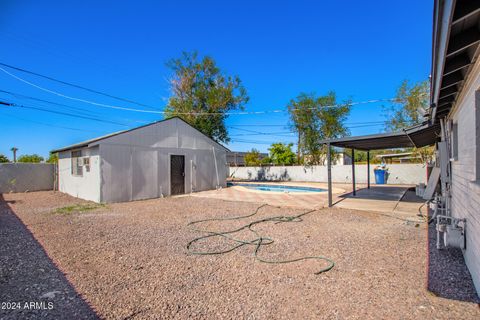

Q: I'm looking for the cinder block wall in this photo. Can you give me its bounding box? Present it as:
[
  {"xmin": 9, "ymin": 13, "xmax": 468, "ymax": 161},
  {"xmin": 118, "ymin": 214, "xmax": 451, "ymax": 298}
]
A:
[
  {"xmin": 229, "ymin": 164, "xmax": 427, "ymax": 185},
  {"xmin": 0, "ymin": 163, "xmax": 54, "ymax": 193}
]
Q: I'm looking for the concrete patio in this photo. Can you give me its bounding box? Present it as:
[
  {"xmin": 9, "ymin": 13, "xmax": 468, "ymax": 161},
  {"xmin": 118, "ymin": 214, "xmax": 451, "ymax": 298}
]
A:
[{"xmin": 193, "ymin": 182, "xmax": 426, "ymax": 219}]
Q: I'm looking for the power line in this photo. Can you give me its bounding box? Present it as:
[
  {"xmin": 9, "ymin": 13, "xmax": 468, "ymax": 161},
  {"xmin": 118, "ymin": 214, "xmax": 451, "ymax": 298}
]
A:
[
  {"xmin": 228, "ymin": 123, "xmax": 386, "ymax": 137},
  {"xmin": 0, "ymin": 62, "xmax": 422, "ymax": 118},
  {"xmin": 0, "ymin": 89, "xmax": 152, "ymax": 125},
  {"xmin": 0, "ymin": 110, "xmax": 109, "ymax": 133},
  {"xmin": 0, "ymin": 66, "xmax": 167, "ymax": 114},
  {"xmin": 0, "ymin": 66, "xmax": 402, "ymax": 116},
  {"xmin": 18, "ymin": 105, "xmax": 129, "ymax": 126},
  {"xmin": 0, "ymin": 100, "xmax": 130, "ymax": 126},
  {"xmin": 1, "ymin": 30, "xmax": 163, "ymax": 87},
  {"xmin": 228, "ymin": 121, "xmax": 388, "ymax": 127},
  {"xmin": 0, "ymin": 62, "xmax": 161, "ymax": 110},
  {"xmin": 0, "ymin": 89, "xmax": 103, "ymax": 117},
  {"xmin": 230, "ymin": 132, "xmax": 295, "ymax": 137},
  {"xmin": 229, "ymin": 139, "xmax": 277, "ymax": 145}
]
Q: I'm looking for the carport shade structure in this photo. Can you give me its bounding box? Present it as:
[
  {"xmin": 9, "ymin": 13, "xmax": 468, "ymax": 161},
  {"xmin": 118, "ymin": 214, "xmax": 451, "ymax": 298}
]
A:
[{"xmin": 321, "ymin": 123, "xmax": 440, "ymax": 207}]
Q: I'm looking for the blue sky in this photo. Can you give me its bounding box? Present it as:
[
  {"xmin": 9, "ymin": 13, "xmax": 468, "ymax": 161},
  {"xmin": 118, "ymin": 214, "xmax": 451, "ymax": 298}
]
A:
[{"xmin": 0, "ymin": 1, "xmax": 433, "ymax": 159}]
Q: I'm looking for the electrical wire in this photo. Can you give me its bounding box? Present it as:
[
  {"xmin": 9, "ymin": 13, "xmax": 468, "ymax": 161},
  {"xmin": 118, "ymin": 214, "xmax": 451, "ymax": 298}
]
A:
[
  {"xmin": 0, "ymin": 65, "xmax": 404, "ymax": 116},
  {"xmin": 228, "ymin": 121, "xmax": 387, "ymax": 127},
  {"xmin": 229, "ymin": 139, "xmax": 281, "ymax": 145},
  {"xmin": 229, "ymin": 124, "xmax": 386, "ymax": 137},
  {"xmin": 0, "ymin": 89, "xmax": 103, "ymax": 117},
  {"xmin": 0, "ymin": 109, "xmax": 108, "ymax": 133},
  {"xmin": 0, "ymin": 66, "xmax": 168, "ymax": 114},
  {"xmin": 0, "ymin": 90, "xmax": 152, "ymax": 125},
  {"xmin": 0, "ymin": 62, "xmax": 161, "ymax": 110},
  {"xmin": 0, "ymin": 100, "xmax": 130, "ymax": 126}
]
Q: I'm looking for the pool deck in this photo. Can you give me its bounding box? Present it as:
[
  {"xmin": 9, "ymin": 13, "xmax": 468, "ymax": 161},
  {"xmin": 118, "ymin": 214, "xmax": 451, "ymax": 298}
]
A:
[{"xmin": 192, "ymin": 182, "xmax": 426, "ymax": 218}]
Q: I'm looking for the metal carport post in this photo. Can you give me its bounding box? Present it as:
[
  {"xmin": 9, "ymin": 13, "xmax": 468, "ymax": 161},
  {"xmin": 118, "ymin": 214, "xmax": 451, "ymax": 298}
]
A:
[
  {"xmin": 351, "ymin": 148, "xmax": 356, "ymax": 196},
  {"xmin": 367, "ymin": 150, "xmax": 370, "ymax": 189}
]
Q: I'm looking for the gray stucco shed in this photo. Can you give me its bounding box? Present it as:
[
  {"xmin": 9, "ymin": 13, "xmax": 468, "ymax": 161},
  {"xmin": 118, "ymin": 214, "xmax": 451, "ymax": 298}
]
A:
[{"xmin": 52, "ymin": 117, "xmax": 229, "ymax": 203}]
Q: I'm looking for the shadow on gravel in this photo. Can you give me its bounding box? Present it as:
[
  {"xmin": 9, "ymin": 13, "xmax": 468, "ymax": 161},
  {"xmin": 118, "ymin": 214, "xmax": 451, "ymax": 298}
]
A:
[
  {"xmin": 0, "ymin": 194, "xmax": 99, "ymax": 319},
  {"xmin": 428, "ymin": 222, "xmax": 480, "ymax": 303}
]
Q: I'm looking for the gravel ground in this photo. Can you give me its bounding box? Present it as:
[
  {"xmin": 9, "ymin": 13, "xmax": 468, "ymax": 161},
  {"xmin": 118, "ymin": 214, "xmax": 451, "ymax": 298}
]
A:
[
  {"xmin": 1, "ymin": 191, "xmax": 479, "ymax": 319},
  {"xmin": 428, "ymin": 222, "xmax": 480, "ymax": 303}
]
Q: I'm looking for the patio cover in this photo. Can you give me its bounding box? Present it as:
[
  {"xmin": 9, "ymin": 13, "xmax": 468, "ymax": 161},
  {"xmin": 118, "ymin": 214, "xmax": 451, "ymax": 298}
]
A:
[
  {"xmin": 320, "ymin": 123, "xmax": 440, "ymax": 207},
  {"xmin": 321, "ymin": 123, "xmax": 440, "ymax": 151}
]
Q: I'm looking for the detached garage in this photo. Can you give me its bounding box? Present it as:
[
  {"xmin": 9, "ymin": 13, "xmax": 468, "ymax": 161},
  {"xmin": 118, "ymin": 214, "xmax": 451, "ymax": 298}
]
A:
[{"xmin": 51, "ymin": 117, "xmax": 228, "ymax": 203}]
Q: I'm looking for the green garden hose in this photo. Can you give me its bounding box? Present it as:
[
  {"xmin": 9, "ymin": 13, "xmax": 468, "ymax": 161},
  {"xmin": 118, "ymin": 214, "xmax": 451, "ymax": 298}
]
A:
[{"xmin": 186, "ymin": 204, "xmax": 335, "ymax": 274}]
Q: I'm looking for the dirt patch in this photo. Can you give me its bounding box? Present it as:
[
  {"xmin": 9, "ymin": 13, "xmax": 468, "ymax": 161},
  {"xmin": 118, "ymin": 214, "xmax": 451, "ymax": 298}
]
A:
[{"xmin": 1, "ymin": 191, "xmax": 479, "ymax": 319}]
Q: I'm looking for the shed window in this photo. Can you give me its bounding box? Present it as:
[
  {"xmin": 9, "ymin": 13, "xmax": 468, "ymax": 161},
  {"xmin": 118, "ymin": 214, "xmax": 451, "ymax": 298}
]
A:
[{"xmin": 71, "ymin": 150, "xmax": 83, "ymax": 176}]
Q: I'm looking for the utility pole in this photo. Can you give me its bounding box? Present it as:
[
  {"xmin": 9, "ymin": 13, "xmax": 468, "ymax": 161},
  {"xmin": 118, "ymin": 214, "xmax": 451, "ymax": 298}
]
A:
[{"xmin": 10, "ymin": 147, "xmax": 18, "ymax": 163}]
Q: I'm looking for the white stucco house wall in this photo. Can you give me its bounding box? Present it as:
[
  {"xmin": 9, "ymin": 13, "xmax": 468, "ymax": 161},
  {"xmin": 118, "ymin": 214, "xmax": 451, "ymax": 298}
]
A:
[
  {"xmin": 52, "ymin": 117, "xmax": 228, "ymax": 203},
  {"xmin": 430, "ymin": 0, "xmax": 480, "ymax": 294}
]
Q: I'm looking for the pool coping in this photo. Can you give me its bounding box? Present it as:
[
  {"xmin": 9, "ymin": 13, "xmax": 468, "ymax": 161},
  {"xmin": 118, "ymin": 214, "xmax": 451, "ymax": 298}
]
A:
[{"xmin": 226, "ymin": 182, "xmax": 345, "ymax": 195}]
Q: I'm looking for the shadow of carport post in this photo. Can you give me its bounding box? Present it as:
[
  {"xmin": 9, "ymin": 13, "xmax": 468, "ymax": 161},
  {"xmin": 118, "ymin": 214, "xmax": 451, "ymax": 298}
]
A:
[{"xmin": 327, "ymin": 143, "xmax": 332, "ymax": 207}]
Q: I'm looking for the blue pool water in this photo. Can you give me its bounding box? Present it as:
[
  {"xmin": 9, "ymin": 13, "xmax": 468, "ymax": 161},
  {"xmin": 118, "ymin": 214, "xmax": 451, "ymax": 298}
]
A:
[{"xmin": 227, "ymin": 182, "xmax": 326, "ymax": 193}]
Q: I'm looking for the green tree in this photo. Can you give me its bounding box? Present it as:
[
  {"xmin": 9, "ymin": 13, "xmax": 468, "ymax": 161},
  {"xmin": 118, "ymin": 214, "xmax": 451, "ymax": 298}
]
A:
[
  {"xmin": 17, "ymin": 154, "xmax": 44, "ymax": 163},
  {"xmin": 268, "ymin": 142, "xmax": 296, "ymax": 165},
  {"xmin": 384, "ymin": 80, "xmax": 433, "ymax": 163},
  {"xmin": 288, "ymin": 92, "xmax": 350, "ymax": 164},
  {"xmin": 260, "ymin": 156, "xmax": 271, "ymax": 165},
  {"xmin": 46, "ymin": 152, "xmax": 58, "ymax": 164},
  {"xmin": 0, "ymin": 154, "xmax": 9, "ymax": 163},
  {"xmin": 384, "ymin": 80, "xmax": 429, "ymax": 132},
  {"xmin": 343, "ymin": 149, "xmax": 369, "ymax": 163},
  {"xmin": 165, "ymin": 51, "xmax": 249, "ymax": 143},
  {"xmin": 244, "ymin": 149, "xmax": 262, "ymax": 166}
]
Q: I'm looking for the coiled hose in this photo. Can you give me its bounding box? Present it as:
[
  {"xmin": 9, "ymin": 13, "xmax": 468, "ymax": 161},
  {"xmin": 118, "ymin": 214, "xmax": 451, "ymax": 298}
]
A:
[{"xmin": 186, "ymin": 204, "xmax": 335, "ymax": 274}]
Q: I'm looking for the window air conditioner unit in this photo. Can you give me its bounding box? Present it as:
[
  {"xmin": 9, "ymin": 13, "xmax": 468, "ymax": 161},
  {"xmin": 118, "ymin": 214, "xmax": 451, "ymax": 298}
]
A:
[{"xmin": 80, "ymin": 157, "xmax": 90, "ymax": 166}]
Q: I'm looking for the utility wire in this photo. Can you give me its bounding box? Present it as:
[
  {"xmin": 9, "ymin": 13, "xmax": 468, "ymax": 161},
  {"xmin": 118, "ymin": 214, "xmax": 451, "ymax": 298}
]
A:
[
  {"xmin": 0, "ymin": 110, "xmax": 109, "ymax": 133},
  {"xmin": 0, "ymin": 66, "xmax": 168, "ymax": 114},
  {"xmin": 229, "ymin": 139, "xmax": 279, "ymax": 145},
  {"xmin": 0, "ymin": 62, "xmax": 161, "ymax": 110},
  {"xmin": 228, "ymin": 121, "xmax": 388, "ymax": 127},
  {"xmin": 0, "ymin": 89, "xmax": 103, "ymax": 117},
  {"xmin": 0, "ymin": 89, "xmax": 152, "ymax": 124},
  {"xmin": 0, "ymin": 100, "xmax": 130, "ymax": 126},
  {"xmin": 228, "ymin": 123, "xmax": 386, "ymax": 137},
  {"xmin": 0, "ymin": 66, "xmax": 402, "ymax": 116},
  {"xmin": 18, "ymin": 105, "xmax": 129, "ymax": 126}
]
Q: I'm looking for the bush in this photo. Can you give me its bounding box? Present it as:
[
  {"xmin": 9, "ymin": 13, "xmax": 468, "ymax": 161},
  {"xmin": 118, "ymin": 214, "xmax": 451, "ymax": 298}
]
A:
[
  {"xmin": 0, "ymin": 154, "xmax": 9, "ymax": 163},
  {"xmin": 17, "ymin": 154, "xmax": 44, "ymax": 163}
]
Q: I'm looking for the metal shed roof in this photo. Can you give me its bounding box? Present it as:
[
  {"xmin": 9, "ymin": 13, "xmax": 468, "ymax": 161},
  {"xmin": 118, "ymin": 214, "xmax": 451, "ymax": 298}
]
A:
[
  {"xmin": 51, "ymin": 116, "xmax": 230, "ymax": 153},
  {"xmin": 320, "ymin": 123, "xmax": 440, "ymax": 151}
]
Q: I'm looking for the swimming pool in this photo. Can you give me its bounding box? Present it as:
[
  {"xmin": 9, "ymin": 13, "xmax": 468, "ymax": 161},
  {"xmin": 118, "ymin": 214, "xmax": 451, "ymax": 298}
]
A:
[{"xmin": 227, "ymin": 182, "xmax": 326, "ymax": 193}]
